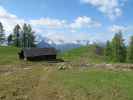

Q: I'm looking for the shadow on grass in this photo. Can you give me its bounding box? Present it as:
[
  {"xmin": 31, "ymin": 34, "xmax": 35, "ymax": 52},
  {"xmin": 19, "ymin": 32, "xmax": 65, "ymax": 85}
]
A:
[{"xmin": 24, "ymin": 58, "xmax": 65, "ymax": 63}]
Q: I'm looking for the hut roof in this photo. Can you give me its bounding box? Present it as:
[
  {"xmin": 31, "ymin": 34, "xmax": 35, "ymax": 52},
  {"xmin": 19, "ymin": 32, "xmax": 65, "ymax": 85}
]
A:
[{"xmin": 22, "ymin": 48, "xmax": 57, "ymax": 57}]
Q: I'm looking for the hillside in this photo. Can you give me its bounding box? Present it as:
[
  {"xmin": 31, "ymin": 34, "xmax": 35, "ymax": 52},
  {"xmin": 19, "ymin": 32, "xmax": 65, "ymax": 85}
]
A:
[
  {"xmin": 0, "ymin": 46, "xmax": 105, "ymax": 64},
  {"xmin": 1, "ymin": 46, "xmax": 133, "ymax": 100},
  {"xmin": 60, "ymin": 45, "xmax": 105, "ymax": 64},
  {"xmin": 0, "ymin": 46, "xmax": 21, "ymax": 65}
]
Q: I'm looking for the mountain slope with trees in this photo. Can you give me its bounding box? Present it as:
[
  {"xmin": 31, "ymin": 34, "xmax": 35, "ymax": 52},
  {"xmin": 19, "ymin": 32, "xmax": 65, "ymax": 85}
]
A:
[{"xmin": 0, "ymin": 21, "xmax": 133, "ymax": 63}]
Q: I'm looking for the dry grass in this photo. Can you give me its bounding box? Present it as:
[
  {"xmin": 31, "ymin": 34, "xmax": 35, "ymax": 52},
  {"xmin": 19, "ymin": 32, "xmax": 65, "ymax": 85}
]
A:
[
  {"xmin": 0, "ymin": 46, "xmax": 133, "ymax": 100},
  {"xmin": 1, "ymin": 63, "xmax": 133, "ymax": 100},
  {"xmin": 28, "ymin": 65, "xmax": 133, "ymax": 100}
]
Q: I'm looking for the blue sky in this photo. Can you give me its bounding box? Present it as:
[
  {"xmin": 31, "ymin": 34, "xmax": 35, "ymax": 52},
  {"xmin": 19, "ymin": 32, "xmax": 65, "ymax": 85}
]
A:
[{"xmin": 0, "ymin": 0, "xmax": 133, "ymax": 43}]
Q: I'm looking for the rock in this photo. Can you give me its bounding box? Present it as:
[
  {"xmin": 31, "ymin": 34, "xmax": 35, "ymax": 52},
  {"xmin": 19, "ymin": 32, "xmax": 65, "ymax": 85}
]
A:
[
  {"xmin": 58, "ymin": 65, "xmax": 66, "ymax": 70},
  {"xmin": 57, "ymin": 63, "xmax": 70, "ymax": 70}
]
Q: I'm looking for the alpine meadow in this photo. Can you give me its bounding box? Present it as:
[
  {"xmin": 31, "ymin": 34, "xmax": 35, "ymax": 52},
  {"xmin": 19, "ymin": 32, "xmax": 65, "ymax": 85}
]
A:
[{"xmin": 0, "ymin": 0, "xmax": 133, "ymax": 100}]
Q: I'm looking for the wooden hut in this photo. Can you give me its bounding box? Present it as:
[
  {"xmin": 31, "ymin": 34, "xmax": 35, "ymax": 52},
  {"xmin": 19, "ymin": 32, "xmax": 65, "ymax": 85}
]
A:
[{"xmin": 18, "ymin": 48, "xmax": 57, "ymax": 61}]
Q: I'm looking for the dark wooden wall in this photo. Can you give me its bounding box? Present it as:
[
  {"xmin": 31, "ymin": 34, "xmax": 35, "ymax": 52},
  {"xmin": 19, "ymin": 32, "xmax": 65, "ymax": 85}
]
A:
[{"xmin": 27, "ymin": 55, "xmax": 56, "ymax": 61}]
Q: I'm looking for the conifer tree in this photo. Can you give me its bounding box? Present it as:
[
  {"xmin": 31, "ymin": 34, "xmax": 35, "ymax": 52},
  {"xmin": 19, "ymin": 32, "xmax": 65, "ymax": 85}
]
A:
[
  {"xmin": 7, "ymin": 34, "xmax": 13, "ymax": 46},
  {"xmin": 27, "ymin": 24, "xmax": 36, "ymax": 47},
  {"xmin": 22, "ymin": 23, "xmax": 36, "ymax": 48},
  {"xmin": 13, "ymin": 24, "xmax": 21, "ymax": 47},
  {"xmin": 0, "ymin": 22, "xmax": 5, "ymax": 45},
  {"xmin": 22, "ymin": 23, "xmax": 29, "ymax": 48},
  {"xmin": 111, "ymin": 31, "xmax": 126, "ymax": 62},
  {"xmin": 105, "ymin": 40, "xmax": 112, "ymax": 61},
  {"xmin": 127, "ymin": 36, "xmax": 133, "ymax": 63}
]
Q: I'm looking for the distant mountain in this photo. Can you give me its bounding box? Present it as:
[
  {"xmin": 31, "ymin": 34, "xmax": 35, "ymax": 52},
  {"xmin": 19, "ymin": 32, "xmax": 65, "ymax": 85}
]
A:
[
  {"xmin": 37, "ymin": 40, "xmax": 52, "ymax": 48},
  {"xmin": 37, "ymin": 38, "xmax": 83, "ymax": 52},
  {"xmin": 54, "ymin": 43, "xmax": 81, "ymax": 52}
]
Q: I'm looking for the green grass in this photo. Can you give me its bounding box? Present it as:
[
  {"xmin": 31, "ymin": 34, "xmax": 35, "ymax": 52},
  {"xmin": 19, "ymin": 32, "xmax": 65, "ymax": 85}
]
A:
[
  {"xmin": 29, "ymin": 68, "xmax": 133, "ymax": 100},
  {"xmin": 0, "ymin": 64, "xmax": 44, "ymax": 100},
  {"xmin": 0, "ymin": 46, "xmax": 105, "ymax": 65},
  {"xmin": 0, "ymin": 46, "xmax": 133, "ymax": 100},
  {"xmin": 1, "ymin": 66, "xmax": 133, "ymax": 100},
  {"xmin": 60, "ymin": 46, "xmax": 105, "ymax": 63},
  {"xmin": 0, "ymin": 46, "xmax": 21, "ymax": 64}
]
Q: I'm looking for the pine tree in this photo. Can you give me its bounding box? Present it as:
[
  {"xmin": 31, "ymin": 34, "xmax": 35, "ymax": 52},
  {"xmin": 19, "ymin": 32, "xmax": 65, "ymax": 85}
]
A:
[
  {"xmin": 7, "ymin": 34, "xmax": 13, "ymax": 46},
  {"xmin": 27, "ymin": 24, "xmax": 36, "ymax": 47},
  {"xmin": 127, "ymin": 36, "xmax": 133, "ymax": 63},
  {"xmin": 105, "ymin": 40, "xmax": 112, "ymax": 61},
  {"xmin": 22, "ymin": 24, "xmax": 29, "ymax": 48},
  {"xmin": 13, "ymin": 24, "xmax": 21, "ymax": 47},
  {"xmin": 111, "ymin": 31, "xmax": 126, "ymax": 62},
  {"xmin": 22, "ymin": 24, "xmax": 36, "ymax": 48},
  {"xmin": 0, "ymin": 22, "xmax": 5, "ymax": 45}
]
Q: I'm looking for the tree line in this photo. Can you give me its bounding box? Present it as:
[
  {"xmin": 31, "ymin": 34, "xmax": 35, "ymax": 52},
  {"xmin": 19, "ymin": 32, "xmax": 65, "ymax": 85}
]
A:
[
  {"xmin": 0, "ymin": 22, "xmax": 36, "ymax": 48},
  {"xmin": 0, "ymin": 21, "xmax": 133, "ymax": 63},
  {"xmin": 105, "ymin": 31, "xmax": 133, "ymax": 63}
]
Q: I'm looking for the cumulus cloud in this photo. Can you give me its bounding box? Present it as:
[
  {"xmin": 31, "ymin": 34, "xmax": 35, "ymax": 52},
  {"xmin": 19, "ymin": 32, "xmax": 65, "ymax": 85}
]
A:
[
  {"xmin": 43, "ymin": 31, "xmax": 91, "ymax": 44},
  {"xmin": 45, "ymin": 32, "xmax": 66, "ymax": 44},
  {"xmin": 29, "ymin": 16, "xmax": 102, "ymax": 43},
  {"xmin": 30, "ymin": 18, "xmax": 67, "ymax": 29},
  {"xmin": 109, "ymin": 25, "xmax": 127, "ymax": 33},
  {"xmin": 81, "ymin": 0, "xmax": 127, "ymax": 20},
  {"xmin": 0, "ymin": 6, "xmax": 25, "ymax": 34},
  {"xmin": 30, "ymin": 16, "xmax": 101, "ymax": 30},
  {"xmin": 70, "ymin": 16, "xmax": 101, "ymax": 29},
  {"xmin": 0, "ymin": 6, "xmax": 103, "ymax": 43}
]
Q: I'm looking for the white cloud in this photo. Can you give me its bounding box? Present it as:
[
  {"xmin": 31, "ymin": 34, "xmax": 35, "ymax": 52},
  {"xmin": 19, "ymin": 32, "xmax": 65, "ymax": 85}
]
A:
[
  {"xmin": 0, "ymin": 6, "xmax": 17, "ymax": 19},
  {"xmin": 30, "ymin": 18, "xmax": 67, "ymax": 29},
  {"xmin": 30, "ymin": 16, "xmax": 102, "ymax": 43},
  {"xmin": 46, "ymin": 32, "xmax": 66, "ymax": 44},
  {"xmin": 81, "ymin": 0, "xmax": 127, "ymax": 20},
  {"xmin": 0, "ymin": 6, "xmax": 104, "ymax": 43},
  {"xmin": 30, "ymin": 16, "xmax": 101, "ymax": 30},
  {"xmin": 70, "ymin": 16, "xmax": 101, "ymax": 29},
  {"xmin": 109, "ymin": 25, "xmax": 127, "ymax": 33},
  {"xmin": 43, "ymin": 32, "xmax": 90, "ymax": 44},
  {"xmin": 0, "ymin": 6, "xmax": 25, "ymax": 34}
]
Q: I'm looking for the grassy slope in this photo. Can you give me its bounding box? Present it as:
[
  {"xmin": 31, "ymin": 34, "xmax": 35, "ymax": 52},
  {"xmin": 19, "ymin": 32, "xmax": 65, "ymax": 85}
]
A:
[
  {"xmin": 0, "ymin": 64, "xmax": 44, "ymax": 100},
  {"xmin": 0, "ymin": 46, "xmax": 20, "ymax": 64},
  {"xmin": 0, "ymin": 46, "xmax": 133, "ymax": 100},
  {"xmin": 0, "ymin": 46, "xmax": 105, "ymax": 64},
  {"xmin": 60, "ymin": 46, "xmax": 105, "ymax": 63},
  {"xmin": 30, "ymin": 68, "xmax": 133, "ymax": 100}
]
